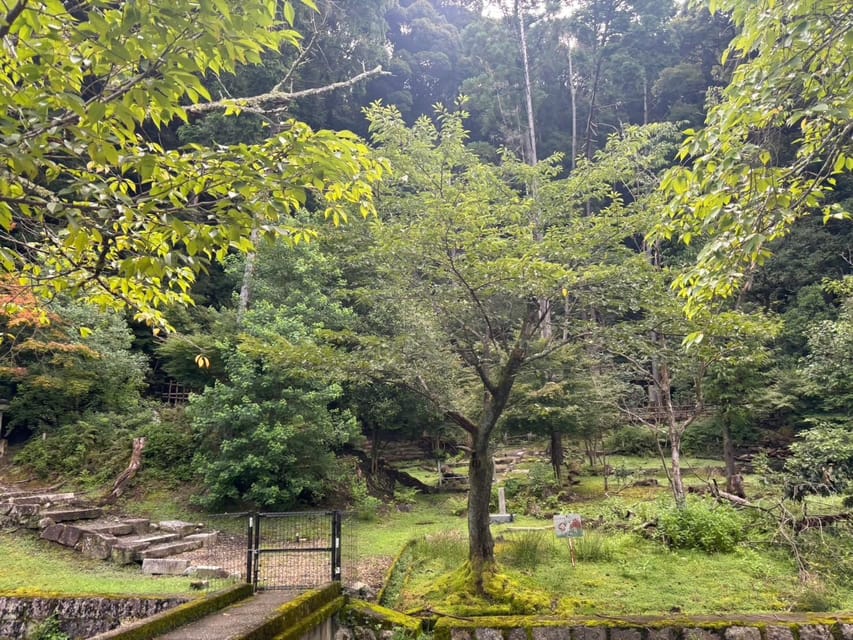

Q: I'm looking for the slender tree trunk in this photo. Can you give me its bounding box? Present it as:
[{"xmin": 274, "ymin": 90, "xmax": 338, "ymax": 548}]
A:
[
  {"xmin": 721, "ymin": 419, "xmax": 744, "ymax": 497},
  {"xmin": 237, "ymin": 228, "xmax": 261, "ymax": 323},
  {"xmin": 550, "ymin": 428, "xmax": 563, "ymax": 482},
  {"xmin": 567, "ymin": 41, "xmax": 577, "ymax": 171},
  {"xmin": 669, "ymin": 427, "xmax": 686, "ymax": 508},
  {"xmin": 101, "ymin": 437, "xmax": 146, "ymax": 505}
]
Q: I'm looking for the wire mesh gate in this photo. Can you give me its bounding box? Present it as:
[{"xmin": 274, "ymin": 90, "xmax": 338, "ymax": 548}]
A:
[{"xmin": 248, "ymin": 511, "xmax": 343, "ymax": 591}]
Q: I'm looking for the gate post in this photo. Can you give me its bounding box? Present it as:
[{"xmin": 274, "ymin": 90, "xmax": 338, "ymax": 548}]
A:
[
  {"xmin": 331, "ymin": 511, "xmax": 342, "ymax": 582},
  {"xmin": 245, "ymin": 513, "xmax": 254, "ymax": 586}
]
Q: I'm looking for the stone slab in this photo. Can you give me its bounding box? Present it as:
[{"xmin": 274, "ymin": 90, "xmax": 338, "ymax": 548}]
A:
[
  {"xmin": 184, "ymin": 532, "xmax": 218, "ymax": 547},
  {"xmin": 799, "ymin": 627, "xmax": 832, "ymax": 640},
  {"xmin": 765, "ymin": 628, "xmax": 795, "ymax": 640},
  {"xmin": 138, "ymin": 538, "xmax": 203, "ymax": 559},
  {"xmin": 612, "ymin": 629, "xmax": 642, "ymax": 640},
  {"xmin": 142, "ymin": 558, "xmax": 191, "ymax": 575},
  {"xmin": 184, "ymin": 566, "xmax": 229, "ymax": 579},
  {"xmin": 685, "ymin": 630, "xmax": 721, "ymax": 640},
  {"xmin": 475, "ymin": 629, "xmax": 503, "ymax": 640},
  {"xmin": 573, "ymin": 628, "xmax": 605, "ymax": 640},
  {"xmin": 158, "ymin": 520, "xmax": 203, "ymax": 536},
  {"xmin": 725, "ymin": 627, "xmax": 760, "ymax": 640},
  {"xmin": 489, "ymin": 514, "xmax": 514, "ymax": 524},
  {"xmin": 532, "ymin": 628, "xmax": 570, "ymax": 640},
  {"xmin": 41, "ymin": 507, "xmax": 103, "ymax": 522},
  {"xmin": 647, "ymin": 629, "xmax": 680, "ymax": 640},
  {"xmin": 840, "ymin": 624, "xmax": 853, "ymax": 640}
]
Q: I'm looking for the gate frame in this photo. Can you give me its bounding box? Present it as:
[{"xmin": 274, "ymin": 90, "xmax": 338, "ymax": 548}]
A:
[{"xmin": 246, "ymin": 510, "xmax": 343, "ymax": 591}]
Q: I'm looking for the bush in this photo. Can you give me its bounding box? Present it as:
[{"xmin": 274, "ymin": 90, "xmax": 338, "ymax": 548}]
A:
[
  {"xmin": 658, "ymin": 500, "xmax": 746, "ymax": 553},
  {"xmin": 28, "ymin": 615, "xmax": 70, "ymax": 640},
  {"xmin": 138, "ymin": 408, "xmax": 196, "ymax": 479},
  {"xmin": 604, "ymin": 427, "xmax": 660, "ymax": 456},
  {"xmin": 14, "ymin": 410, "xmax": 155, "ymax": 482}
]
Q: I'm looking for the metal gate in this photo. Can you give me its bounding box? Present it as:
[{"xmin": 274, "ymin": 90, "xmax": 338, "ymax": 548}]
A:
[{"xmin": 248, "ymin": 511, "xmax": 342, "ymax": 591}]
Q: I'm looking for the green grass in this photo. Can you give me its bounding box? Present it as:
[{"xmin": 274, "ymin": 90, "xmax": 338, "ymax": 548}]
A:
[{"xmin": 0, "ymin": 532, "xmax": 199, "ymax": 597}]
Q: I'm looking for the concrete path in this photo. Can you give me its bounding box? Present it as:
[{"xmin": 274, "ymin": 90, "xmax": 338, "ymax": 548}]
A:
[{"xmin": 154, "ymin": 590, "xmax": 297, "ymax": 640}]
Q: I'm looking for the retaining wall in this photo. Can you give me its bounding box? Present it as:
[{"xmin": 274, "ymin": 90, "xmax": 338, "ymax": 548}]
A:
[
  {"xmin": 434, "ymin": 616, "xmax": 853, "ymax": 640},
  {"xmin": 0, "ymin": 595, "xmax": 186, "ymax": 639}
]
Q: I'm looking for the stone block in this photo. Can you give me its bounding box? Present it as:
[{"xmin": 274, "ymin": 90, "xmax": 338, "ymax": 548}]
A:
[
  {"xmin": 573, "ymin": 628, "xmax": 605, "ymax": 640},
  {"xmin": 799, "ymin": 627, "xmax": 832, "ymax": 640},
  {"xmin": 648, "ymin": 629, "xmax": 679, "ymax": 640},
  {"xmin": 765, "ymin": 628, "xmax": 794, "ymax": 640},
  {"xmin": 533, "ymin": 628, "xmax": 570, "ymax": 640},
  {"xmin": 141, "ymin": 558, "xmax": 191, "ymax": 575},
  {"xmin": 611, "ymin": 628, "xmax": 642, "ymax": 640},
  {"xmin": 508, "ymin": 629, "xmax": 529, "ymax": 640},
  {"xmin": 40, "ymin": 524, "xmax": 66, "ymax": 544},
  {"xmin": 684, "ymin": 630, "xmax": 720, "ymax": 640},
  {"xmin": 138, "ymin": 538, "xmax": 203, "ymax": 559},
  {"xmin": 77, "ymin": 532, "xmax": 118, "ymax": 560},
  {"xmin": 839, "ymin": 624, "xmax": 853, "ymax": 640},
  {"xmin": 123, "ymin": 518, "xmax": 150, "ymax": 534},
  {"xmin": 476, "ymin": 629, "xmax": 503, "ymax": 640},
  {"xmin": 41, "ymin": 507, "xmax": 103, "ymax": 523},
  {"xmin": 450, "ymin": 631, "xmax": 472, "ymax": 640},
  {"xmin": 110, "ymin": 545, "xmax": 138, "ymax": 565},
  {"xmin": 725, "ymin": 628, "xmax": 760, "ymax": 640},
  {"xmin": 184, "ymin": 565, "xmax": 229, "ymax": 579}
]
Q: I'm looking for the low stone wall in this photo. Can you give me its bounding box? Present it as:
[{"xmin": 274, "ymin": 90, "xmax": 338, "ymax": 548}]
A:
[
  {"xmin": 434, "ymin": 617, "xmax": 853, "ymax": 640},
  {"xmin": 0, "ymin": 595, "xmax": 185, "ymax": 639}
]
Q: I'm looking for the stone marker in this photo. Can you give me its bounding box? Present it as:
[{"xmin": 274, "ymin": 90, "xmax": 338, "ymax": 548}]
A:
[{"xmin": 489, "ymin": 487, "xmax": 513, "ymax": 524}]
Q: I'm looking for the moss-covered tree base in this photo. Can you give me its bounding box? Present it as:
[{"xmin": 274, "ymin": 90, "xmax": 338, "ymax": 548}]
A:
[{"xmin": 418, "ymin": 562, "xmax": 551, "ymax": 616}]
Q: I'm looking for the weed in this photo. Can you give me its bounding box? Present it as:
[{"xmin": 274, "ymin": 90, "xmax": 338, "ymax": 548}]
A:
[
  {"xmin": 571, "ymin": 532, "xmax": 614, "ymax": 562},
  {"xmin": 500, "ymin": 531, "xmax": 553, "ymax": 570},
  {"xmin": 27, "ymin": 616, "xmax": 69, "ymax": 640}
]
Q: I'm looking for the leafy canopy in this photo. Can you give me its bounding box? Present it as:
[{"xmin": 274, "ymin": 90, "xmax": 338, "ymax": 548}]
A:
[
  {"xmin": 0, "ymin": 0, "xmax": 386, "ymax": 326},
  {"xmin": 656, "ymin": 0, "xmax": 852, "ymax": 315}
]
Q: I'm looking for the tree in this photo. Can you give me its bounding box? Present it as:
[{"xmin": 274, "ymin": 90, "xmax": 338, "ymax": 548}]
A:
[
  {"xmin": 0, "ymin": 0, "xmax": 387, "ymax": 326},
  {"xmin": 360, "ymin": 102, "xmax": 575, "ymax": 587},
  {"xmin": 658, "ymin": 0, "xmax": 852, "ymax": 315}
]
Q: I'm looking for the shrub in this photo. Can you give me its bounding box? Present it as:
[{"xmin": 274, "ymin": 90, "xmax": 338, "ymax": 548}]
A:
[
  {"xmin": 658, "ymin": 500, "xmax": 746, "ymax": 553},
  {"xmin": 604, "ymin": 426, "xmax": 660, "ymax": 456}
]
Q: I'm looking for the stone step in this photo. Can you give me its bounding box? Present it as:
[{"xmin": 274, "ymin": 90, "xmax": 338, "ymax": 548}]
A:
[
  {"xmin": 110, "ymin": 533, "xmax": 182, "ymax": 564},
  {"xmin": 138, "ymin": 538, "xmax": 204, "ymax": 560},
  {"xmin": 2, "ymin": 492, "xmax": 78, "ymax": 506},
  {"xmin": 40, "ymin": 507, "xmax": 103, "ymax": 523}
]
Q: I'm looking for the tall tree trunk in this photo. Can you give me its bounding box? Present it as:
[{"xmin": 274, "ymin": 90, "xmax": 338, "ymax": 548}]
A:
[
  {"xmin": 467, "ymin": 431, "xmax": 495, "ymax": 587},
  {"xmin": 516, "ymin": 1, "xmax": 537, "ymax": 167}
]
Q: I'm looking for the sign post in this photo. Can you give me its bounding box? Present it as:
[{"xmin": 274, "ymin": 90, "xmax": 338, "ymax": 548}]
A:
[{"xmin": 553, "ymin": 514, "xmax": 583, "ymax": 567}]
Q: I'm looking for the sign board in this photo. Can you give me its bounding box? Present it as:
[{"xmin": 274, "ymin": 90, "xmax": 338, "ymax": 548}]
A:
[{"xmin": 553, "ymin": 514, "xmax": 583, "ymax": 538}]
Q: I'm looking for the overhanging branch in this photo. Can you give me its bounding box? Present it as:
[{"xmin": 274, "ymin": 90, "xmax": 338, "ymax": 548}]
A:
[{"xmin": 186, "ymin": 65, "xmax": 388, "ymax": 116}]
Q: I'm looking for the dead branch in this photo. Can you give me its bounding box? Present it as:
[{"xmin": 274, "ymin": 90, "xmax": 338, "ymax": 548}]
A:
[
  {"xmin": 186, "ymin": 65, "xmax": 387, "ymax": 116},
  {"xmin": 100, "ymin": 437, "xmax": 146, "ymax": 506}
]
